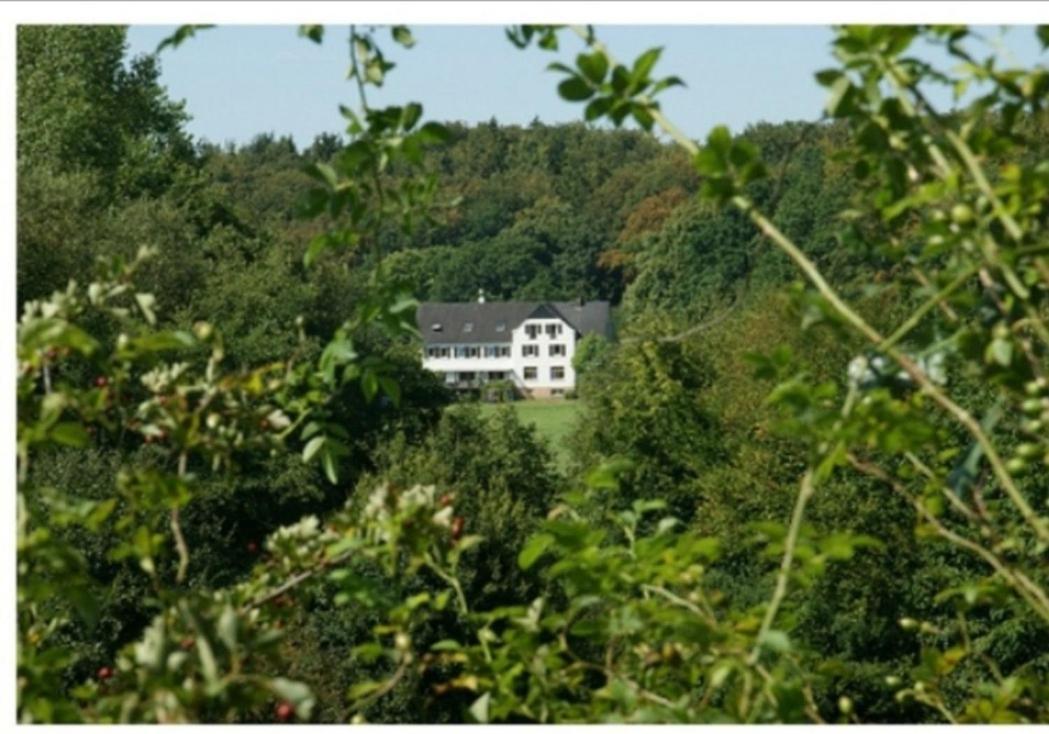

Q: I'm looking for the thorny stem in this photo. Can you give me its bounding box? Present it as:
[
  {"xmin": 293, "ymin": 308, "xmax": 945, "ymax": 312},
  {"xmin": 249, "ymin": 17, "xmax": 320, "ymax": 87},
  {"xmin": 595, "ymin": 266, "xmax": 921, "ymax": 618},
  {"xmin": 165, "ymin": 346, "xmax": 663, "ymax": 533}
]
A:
[
  {"xmin": 349, "ymin": 25, "xmax": 370, "ymax": 112},
  {"xmin": 641, "ymin": 583, "xmax": 716, "ymax": 625},
  {"xmin": 847, "ymin": 454, "xmax": 1049, "ymax": 626},
  {"xmin": 568, "ymin": 15, "xmax": 1049, "ymax": 672},
  {"xmin": 880, "ymin": 264, "xmax": 977, "ymax": 351},
  {"xmin": 910, "ymin": 267, "xmax": 959, "ymax": 323},
  {"xmin": 425, "ymin": 555, "xmax": 470, "ymax": 616},
  {"xmin": 246, "ymin": 548, "xmax": 354, "ymax": 611},
  {"xmin": 885, "ymin": 56, "xmax": 1049, "ymax": 348},
  {"xmin": 740, "ymin": 203, "xmax": 1048, "ymax": 547},
  {"xmin": 172, "ymin": 451, "xmax": 191, "ymax": 584},
  {"xmin": 748, "ymin": 469, "xmax": 815, "ymax": 666}
]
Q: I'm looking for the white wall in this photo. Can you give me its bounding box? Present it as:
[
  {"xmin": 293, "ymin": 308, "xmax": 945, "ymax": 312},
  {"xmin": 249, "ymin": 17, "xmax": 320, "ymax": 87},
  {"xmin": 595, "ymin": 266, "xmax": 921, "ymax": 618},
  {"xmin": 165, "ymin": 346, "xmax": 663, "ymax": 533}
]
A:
[
  {"xmin": 422, "ymin": 344, "xmax": 513, "ymax": 379},
  {"xmin": 510, "ymin": 317, "xmax": 575, "ymax": 391},
  {"xmin": 421, "ymin": 316, "xmax": 577, "ymax": 392}
]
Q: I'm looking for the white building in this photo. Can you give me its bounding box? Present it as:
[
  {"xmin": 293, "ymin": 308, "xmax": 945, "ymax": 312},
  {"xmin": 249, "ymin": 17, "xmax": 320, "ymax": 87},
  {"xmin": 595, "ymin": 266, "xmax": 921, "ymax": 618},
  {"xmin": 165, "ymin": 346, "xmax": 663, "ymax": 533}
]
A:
[{"xmin": 417, "ymin": 298, "xmax": 612, "ymax": 398}]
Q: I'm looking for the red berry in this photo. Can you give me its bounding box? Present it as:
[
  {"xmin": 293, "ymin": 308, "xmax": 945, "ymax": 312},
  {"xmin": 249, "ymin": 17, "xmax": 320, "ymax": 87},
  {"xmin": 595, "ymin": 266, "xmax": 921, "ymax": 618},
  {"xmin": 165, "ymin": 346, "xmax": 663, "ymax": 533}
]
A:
[
  {"xmin": 275, "ymin": 701, "xmax": 295, "ymax": 722},
  {"xmin": 439, "ymin": 493, "xmax": 453, "ymax": 508},
  {"xmin": 247, "ymin": 541, "xmax": 259, "ymax": 554},
  {"xmin": 451, "ymin": 516, "xmax": 465, "ymax": 541},
  {"xmin": 94, "ymin": 376, "xmax": 108, "ymax": 388},
  {"xmin": 97, "ymin": 666, "xmax": 113, "ymax": 681},
  {"xmin": 180, "ymin": 637, "xmax": 195, "ymax": 651}
]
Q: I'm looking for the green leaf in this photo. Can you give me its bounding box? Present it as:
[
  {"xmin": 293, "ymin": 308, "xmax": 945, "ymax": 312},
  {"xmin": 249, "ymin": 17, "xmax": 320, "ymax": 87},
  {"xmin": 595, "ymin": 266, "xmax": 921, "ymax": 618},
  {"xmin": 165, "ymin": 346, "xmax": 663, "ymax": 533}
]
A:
[
  {"xmin": 469, "ymin": 692, "xmax": 491, "ymax": 723},
  {"xmin": 431, "ymin": 639, "xmax": 462, "ymax": 651},
  {"xmin": 651, "ymin": 75, "xmax": 685, "ymax": 94},
  {"xmin": 306, "ymin": 161, "xmax": 338, "ymax": 188},
  {"xmin": 518, "ymin": 533, "xmax": 554, "ymax": 569},
  {"xmin": 348, "ymin": 680, "xmax": 382, "ymax": 700},
  {"xmin": 631, "ymin": 47, "xmax": 663, "ymax": 81},
  {"xmin": 299, "ymin": 25, "xmax": 324, "ymax": 44},
  {"xmin": 361, "ymin": 370, "xmax": 379, "ymax": 402},
  {"xmin": 392, "ymin": 26, "xmax": 415, "ymax": 48},
  {"xmin": 303, "ymin": 234, "xmax": 332, "ymax": 268},
  {"xmin": 216, "ymin": 604, "xmax": 238, "ymax": 650},
  {"xmin": 322, "ymin": 449, "xmax": 339, "ymax": 484},
  {"xmin": 826, "ymin": 76, "xmax": 856, "ymax": 118},
  {"xmin": 558, "ymin": 76, "xmax": 594, "ymax": 102},
  {"xmin": 51, "ymin": 422, "xmax": 89, "ymax": 448},
  {"xmin": 584, "ymin": 96, "xmax": 613, "ymax": 122},
  {"xmin": 1039, "ymin": 26, "xmax": 1049, "ymax": 49},
  {"xmin": 135, "ymin": 292, "xmax": 156, "ymax": 325},
  {"xmin": 302, "ymin": 436, "xmax": 326, "ymax": 464},
  {"xmin": 759, "ymin": 629, "xmax": 792, "ymax": 654},
  {"xmin": 269, "ymin": 677, "xmax": 315, "ymax": 720},
  {"xmin": 814, "ymin": 68, "xmax": 843, "ymax": 86},
  {"xmin": 417, "ymin": 121, "xmax": 451, "ymax": 144},
  {"xmin": 378, "ymin": 376, "xmax": 401, "ymax": 405},
  {"xmin": 576, "ymin": 51, "xmax": 608, "ymax": 84},
  {"xmin": 987, "ymin": 338, "xmax": 1013, "ymax": 367},
  {"xmin": 155, "ymin": 25, "xmax": 213, "ymax": 54},
  {"xmin": 585, "ymin": 457, "xmax": 633, "ymax": 490}
]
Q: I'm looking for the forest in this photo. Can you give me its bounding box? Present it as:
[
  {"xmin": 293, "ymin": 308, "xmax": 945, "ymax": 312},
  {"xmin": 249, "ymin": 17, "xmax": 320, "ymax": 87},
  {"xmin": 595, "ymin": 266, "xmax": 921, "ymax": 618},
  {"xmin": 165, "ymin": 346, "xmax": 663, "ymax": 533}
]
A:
[{"xmin": 15, "ymin": 23, "xmax": 1049, "ymax": 723}]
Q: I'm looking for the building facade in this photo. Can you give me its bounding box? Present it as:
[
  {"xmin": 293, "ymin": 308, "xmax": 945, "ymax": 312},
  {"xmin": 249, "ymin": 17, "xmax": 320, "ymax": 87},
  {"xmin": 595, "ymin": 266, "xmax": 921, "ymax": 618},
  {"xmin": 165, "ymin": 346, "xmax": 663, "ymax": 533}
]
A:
[{"xmin": 417, "ymin": 299, "xmax": 612, "ymax": 398}]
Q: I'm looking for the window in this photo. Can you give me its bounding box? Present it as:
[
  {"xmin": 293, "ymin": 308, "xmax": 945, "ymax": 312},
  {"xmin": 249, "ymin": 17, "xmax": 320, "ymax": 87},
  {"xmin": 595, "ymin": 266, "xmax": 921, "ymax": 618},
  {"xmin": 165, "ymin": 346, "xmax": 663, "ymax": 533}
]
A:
[
  {"xmin": 431, "ymin": 323, "xmax": 442, "ymax": 332},
  {"xmin": 488, "ymin": 371, "xmax": 504, "ymax": 380},
  {"xmin": 499, "ymin": 345, "xmax": 511, "ymax": 357},
  {"xmin": 525, "ymin": 324, "xmax": 541, "ymax": 339},
  {"xmin": 551, "ymin": 366, "xmax": 565, "ymax": 380},
  {"xmin": 546, "ymin": 323, "xmax": 563, "ymax": 337},
  {"xmin": 522, "ymin": 344, "xmax": 539, "ymax": 357},
  {"xmin": 454, "ymin": 346, "xmax": 479, "ymax": 359},
  {"xmin": 463, "ymin": 322, "xmax": 474, "ymax": 333},
  {"xmin": 483, "ymin": 345, "xmax": 498, "ymax": 358},
  {"xmin": 523, "ymin": 366, "xmax": 538, "ymax": 380},
  {"xmin": 549, "ymin": 344, "xmax": 566, "ymax": 357},
  {"xmin": 495, "ymin": 321, "xmax": 507, "ymax": 333}
]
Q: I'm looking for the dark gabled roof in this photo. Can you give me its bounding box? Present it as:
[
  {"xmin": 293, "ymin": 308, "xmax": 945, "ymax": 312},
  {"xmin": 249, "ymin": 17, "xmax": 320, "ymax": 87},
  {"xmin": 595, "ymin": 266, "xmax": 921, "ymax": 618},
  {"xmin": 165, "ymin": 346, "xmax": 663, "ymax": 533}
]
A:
[
  {"xmin": 551, "ymin": 300, "xmax": 613, "ymax": 341},
  {"xmin": 418, "ymin": 300, "xmax": 612, "ymax": 345}
]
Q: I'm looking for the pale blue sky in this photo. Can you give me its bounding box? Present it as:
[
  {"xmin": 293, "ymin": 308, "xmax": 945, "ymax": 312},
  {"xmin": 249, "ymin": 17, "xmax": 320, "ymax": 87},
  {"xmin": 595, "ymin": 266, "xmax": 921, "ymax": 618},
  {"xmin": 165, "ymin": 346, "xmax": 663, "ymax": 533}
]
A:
[{"xmin": 125, "ymin": 25, "xmax": 1045, "ymax": 149}]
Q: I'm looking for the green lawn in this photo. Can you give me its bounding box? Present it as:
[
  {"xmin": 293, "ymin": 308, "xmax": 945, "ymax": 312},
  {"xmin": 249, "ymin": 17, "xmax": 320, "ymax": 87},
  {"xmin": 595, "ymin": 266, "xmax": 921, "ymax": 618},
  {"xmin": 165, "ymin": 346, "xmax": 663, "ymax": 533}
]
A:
[{"xmin": 477, "ymin": 400, "xmax": 581, "ymax": 471}]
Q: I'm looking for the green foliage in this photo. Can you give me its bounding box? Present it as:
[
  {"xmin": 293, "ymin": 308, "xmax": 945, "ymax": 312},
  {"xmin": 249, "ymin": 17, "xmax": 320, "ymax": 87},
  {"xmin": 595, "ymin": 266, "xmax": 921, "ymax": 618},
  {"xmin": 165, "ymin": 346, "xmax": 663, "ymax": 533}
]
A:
[
  {"xmin": 17, "ymin": 21, "xmax": 1049, "ymax": 725},
  {"xmin": 572, "ymin": 323, "xmax": 724, "ymax": 520}
]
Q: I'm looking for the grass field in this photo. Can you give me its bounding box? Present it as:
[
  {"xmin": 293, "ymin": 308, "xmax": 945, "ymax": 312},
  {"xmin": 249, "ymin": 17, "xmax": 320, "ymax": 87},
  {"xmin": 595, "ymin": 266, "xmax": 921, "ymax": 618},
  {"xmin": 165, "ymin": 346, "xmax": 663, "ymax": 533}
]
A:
[{"xmin": 477, "ymin": 400, "xmax": 581, "ymax": 471}]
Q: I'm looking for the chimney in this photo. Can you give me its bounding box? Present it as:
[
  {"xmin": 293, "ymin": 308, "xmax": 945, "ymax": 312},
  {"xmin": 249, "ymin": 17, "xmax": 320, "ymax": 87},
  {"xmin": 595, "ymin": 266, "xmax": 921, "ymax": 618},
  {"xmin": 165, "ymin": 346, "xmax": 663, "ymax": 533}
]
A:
[
  {"xmin": 577, "ymin": 296, "xmax": 585, "ymax": 307},
  {"xmin": 477, "ymin": 288, "xmax": 486, "ymax": 304}
]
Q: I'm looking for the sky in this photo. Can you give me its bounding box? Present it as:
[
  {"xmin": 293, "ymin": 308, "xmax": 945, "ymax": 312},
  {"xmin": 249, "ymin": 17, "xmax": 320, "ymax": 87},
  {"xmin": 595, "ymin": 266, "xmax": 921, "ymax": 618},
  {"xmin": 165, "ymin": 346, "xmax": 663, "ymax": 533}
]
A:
[{"xmin": 124, "ymin": 24, "xmax": 1046, "ymax": 150}]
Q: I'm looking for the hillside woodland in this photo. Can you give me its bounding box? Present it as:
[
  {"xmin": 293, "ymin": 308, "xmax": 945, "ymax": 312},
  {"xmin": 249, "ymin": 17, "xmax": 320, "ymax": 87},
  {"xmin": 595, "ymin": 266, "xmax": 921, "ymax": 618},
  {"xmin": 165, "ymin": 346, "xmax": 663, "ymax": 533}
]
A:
[{"xmin": 16, "ymin": 24, "xmax": 1049, "ymax": 723}]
